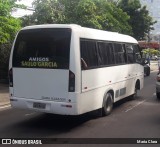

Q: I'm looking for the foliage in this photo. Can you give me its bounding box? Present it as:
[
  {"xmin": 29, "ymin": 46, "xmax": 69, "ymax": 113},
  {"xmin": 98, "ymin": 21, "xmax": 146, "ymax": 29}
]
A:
[
  {"xmin": 0, "ymin": 43, "xmax": 12, "ymax": 65},
  {"xmin": 118, "ymin": 0, "xmax": 156, "ymax": 40},
  {"xmin": 142, "ymin": 48, "xmax": 160, "ymax": 56},
  {"xmin": 72, "ymin": 0, "xmax": 132, "ymax": 34},
  {"xmin": 0, "ymin": 0, "xmax": 22, "ymax": 44},
  {"xmin": 21, "ymin": 0, "xmax": 132, "ymax": 34},
  {"xmin": 0, "ymin": 0, "xmax": 22, "ymax": 78},
  {"xmin": 30, "ymin": 0, "xmax": 65, "ymax": 24}
]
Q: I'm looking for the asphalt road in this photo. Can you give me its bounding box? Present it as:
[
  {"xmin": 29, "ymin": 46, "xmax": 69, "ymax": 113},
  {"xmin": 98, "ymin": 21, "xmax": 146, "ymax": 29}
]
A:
[{"xmin": 0, "ymin": 71, "xmax": 160, "ymax": 147}]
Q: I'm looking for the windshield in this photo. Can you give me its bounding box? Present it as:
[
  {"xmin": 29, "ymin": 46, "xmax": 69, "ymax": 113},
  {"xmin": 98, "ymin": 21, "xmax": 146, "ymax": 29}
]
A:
[{"xmin": 13, "ymin": 28, "xmax": 71, "ymax": 69}]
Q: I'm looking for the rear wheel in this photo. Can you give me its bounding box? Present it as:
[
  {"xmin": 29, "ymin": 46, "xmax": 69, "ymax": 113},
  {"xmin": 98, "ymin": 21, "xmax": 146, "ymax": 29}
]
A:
[
  {"xmin": 146, "ymin": 68, "xmax": 150, "ymax": 76},
  {"xmin": 102, "ymin": 93, "xmax": 113, "ymax": 116},
  {"xmin": 130, "ymin": 84, "xmax": 138, "ymax": 99}
]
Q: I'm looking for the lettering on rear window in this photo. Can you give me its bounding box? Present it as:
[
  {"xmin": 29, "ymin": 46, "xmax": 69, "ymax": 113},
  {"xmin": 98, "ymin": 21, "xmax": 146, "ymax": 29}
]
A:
[
  {"xmin": 21, "ymin": 57, "xmax": 57, "ymax": 68},
  {"xmin": 29, "ymin": 57, "xmax": 49, "ymax": 62}
]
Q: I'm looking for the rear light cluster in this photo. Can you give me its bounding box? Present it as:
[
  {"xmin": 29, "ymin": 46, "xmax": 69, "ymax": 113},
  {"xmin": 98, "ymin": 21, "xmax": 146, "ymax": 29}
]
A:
[
  {"xmin": 9, "ymin": 68, "xmax": 13, "ymax": 87},
  {"xmin": 69, "ymin": 70, "xmax": 75, "ymax": 92}
]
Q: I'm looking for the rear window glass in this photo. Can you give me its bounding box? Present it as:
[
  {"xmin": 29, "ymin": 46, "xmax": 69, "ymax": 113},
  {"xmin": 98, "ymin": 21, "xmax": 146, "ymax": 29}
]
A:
[{"xmin": 13, "ymin": 28, "xmax": 71, "ymax": 69}]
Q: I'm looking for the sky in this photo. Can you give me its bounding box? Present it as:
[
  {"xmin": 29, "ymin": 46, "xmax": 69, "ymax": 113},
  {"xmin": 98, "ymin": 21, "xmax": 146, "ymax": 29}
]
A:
[{"xmin": 12, "ymin": 0, "xmax": 34, "ymax": 17}]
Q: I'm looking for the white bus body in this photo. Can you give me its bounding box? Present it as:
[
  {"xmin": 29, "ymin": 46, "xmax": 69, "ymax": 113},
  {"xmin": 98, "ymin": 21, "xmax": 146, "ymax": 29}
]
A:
[{"xmin": 9, "ymin": 24, "xmax": 144, "ymax": 115}]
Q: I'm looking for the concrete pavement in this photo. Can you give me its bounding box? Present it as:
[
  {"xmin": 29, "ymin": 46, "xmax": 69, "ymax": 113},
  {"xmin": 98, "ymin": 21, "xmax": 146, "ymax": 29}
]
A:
[
  {"xmin": 0, "ymin": 61, "xmax": 159, "ymax": 109},
  {"xmin": 0, "ymin": 83, "xmax": 10, "ymax": 108},
  {"xmin": 150, "ymin": 60, "xmax": 159, "ymax": 72}
]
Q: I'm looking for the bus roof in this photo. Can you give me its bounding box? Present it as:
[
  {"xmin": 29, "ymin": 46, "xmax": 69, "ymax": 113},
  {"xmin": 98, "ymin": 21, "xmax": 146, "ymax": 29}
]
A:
[{"xmin": 21, "ymin": 24, "xmax": 138, "ymax": 44}]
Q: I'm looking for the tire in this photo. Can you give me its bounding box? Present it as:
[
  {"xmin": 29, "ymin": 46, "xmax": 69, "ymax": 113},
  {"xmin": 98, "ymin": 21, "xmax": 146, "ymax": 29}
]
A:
[
  {"xmin": 146, "ymin": 68, "xmax": 150, "ymax": 76},
  {"xmin": 102, "ymin": 93, "xmax": 113, "ymax": 116},
  {"xmin": 156, "ymin": 92, "xmax": 160, "ymax": 99},
  {"xmin": 130, "ymin": 84, "xmax": 138, "ymax": 99}
]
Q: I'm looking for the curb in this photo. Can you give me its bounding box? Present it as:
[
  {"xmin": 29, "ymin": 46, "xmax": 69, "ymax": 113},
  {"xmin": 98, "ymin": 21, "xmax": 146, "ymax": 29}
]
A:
[
  {"xmin": 0, "ymin": 103, "xmax": 11, "ymax": 110},
  {"xmin": 0, "ymin": 102, "xmax": 10, "ymax": 106}
]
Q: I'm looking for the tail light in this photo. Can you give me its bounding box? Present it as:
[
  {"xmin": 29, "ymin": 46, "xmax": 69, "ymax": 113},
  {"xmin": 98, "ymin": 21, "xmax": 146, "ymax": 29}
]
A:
[
  {"xmin": 9, "ymin": 68, "xmax": 13, "ymax": 87},
  {"xmin": 68, "ymin": 70, "xmax": 75, "ymax": 92}
]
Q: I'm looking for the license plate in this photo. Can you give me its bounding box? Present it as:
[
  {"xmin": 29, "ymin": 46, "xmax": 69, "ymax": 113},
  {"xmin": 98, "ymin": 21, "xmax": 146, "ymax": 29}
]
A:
[{"xmin": 33, "ymin": 102, "xmax": 46, "ymax": 109}]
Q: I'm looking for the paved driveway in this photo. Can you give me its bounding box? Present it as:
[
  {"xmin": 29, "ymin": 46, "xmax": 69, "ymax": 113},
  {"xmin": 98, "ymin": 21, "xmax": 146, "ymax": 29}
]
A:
[{"xmin": 0, "ymin": 83, "xmax": 10, "ymax": 107}]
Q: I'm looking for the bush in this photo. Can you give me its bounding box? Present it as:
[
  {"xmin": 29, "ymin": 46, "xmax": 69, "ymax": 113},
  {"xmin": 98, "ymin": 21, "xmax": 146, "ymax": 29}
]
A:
[{"xmin": 0, "ymin": 43, "xmax": 12, "ymax": 80}]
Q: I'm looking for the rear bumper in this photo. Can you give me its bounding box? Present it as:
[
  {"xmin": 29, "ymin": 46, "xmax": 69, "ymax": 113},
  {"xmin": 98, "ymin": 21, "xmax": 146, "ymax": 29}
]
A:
[{"xmin": 10, "ymin": 97, "xmax": 78, "ymax": 115}]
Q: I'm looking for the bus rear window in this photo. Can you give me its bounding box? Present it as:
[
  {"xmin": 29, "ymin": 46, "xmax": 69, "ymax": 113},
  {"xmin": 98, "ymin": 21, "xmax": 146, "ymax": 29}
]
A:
[{"xmin": 13, "ymin": 28, "xmax": 71, "ymax": 69}]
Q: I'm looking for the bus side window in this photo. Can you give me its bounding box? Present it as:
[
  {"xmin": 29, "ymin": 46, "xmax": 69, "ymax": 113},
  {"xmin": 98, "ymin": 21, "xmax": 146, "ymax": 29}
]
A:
[
  {"xmin": 126, "ymin": 44, "xmax": 135, "ymax": 63},
  {"xmin": 81, "ymin": 58, "xmax": 88, "ymax": 70},
  {"xmin": 97, "ymin": 42, "xmax": 115, "ymax": 66},
  {"xmin": 133, "ymin": 45, "xmax": 142, "ymax": 63},
  {"xmin": 114, "ymin": 43, "xmax": 126, "ymax": 64},
  {"xmin": 80, "ymin": 39, "xmax": 98, "ymax": 70}
]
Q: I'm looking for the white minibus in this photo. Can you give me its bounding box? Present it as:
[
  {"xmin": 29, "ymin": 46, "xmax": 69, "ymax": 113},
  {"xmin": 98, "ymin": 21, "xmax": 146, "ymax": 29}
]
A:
[{"xmin": 9, "ymin": 24, "xmax": 144, "ymax": 116}]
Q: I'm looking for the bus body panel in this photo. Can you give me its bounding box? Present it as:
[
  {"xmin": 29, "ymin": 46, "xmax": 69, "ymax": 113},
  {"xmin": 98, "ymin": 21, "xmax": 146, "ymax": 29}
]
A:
[
  {"xmin": 10, "ymin": 97, "xmax": 78, "ymax": 115},
  {"xmin": 79, "ymin": 64, "xmax": 143, "ymax": 114},
  {"xmin": 82, "ymin": 65, "xmax": 132, "ymax": 92},
  {"xmin": 13, "ymin": 68, "xmax": 69, "ymax": 102},
  {"xmin": 69, "ymin": 29, "xmax": 81, "ymax": 94}
]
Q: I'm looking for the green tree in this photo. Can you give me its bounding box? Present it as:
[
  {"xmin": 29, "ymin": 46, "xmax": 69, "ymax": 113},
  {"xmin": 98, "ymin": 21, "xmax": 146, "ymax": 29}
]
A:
[
  {"xmin": 59, "ymin": 0, "xmax": 80, "ymax": 24},
  {"xmin": 0, "ymin": 0, "xmax": 22, "ymax": 44},
  {"xmin": 30, "ymin": 0, "xmax": 65, "ymax": 24},
  {"xmin": 24, "ymin": 0, "xmax": 132, "ymax": 34},
  {"xmin": 94, "ymin": 0, "xmax": 132, "ymax": 34},
  {"xmin": 0, "ymin": 0, "xmax": 21, "ymax": 79},
  {"xmin": 70, "ymin": 0, "xmax": 102, "ymax": 29},
  {"xmin": 142, "ymin": 48, "xmax": 160, "ymax": 56},
  {"xmin": 118, "ymin": 0, "xmax": 156, "ymax": 40},
  {"xmin": 21, "ymin": 15, "xmax": 33, "ymax": 27}
]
